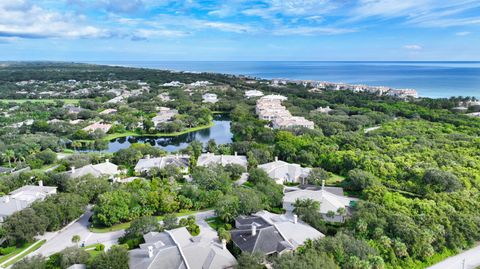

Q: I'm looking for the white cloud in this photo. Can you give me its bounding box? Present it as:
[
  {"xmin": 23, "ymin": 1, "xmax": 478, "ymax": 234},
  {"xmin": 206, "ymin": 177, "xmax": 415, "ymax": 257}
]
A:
[
  {"xmin": 0, "ymin": 0, "xmax": 108, "ymax": 39},
  {"xmin": 456, "ymin": 31, "xmax": 471, "ymax": 36},
  {"xmin": 273, "ymin": 26, "xmax": 356, "ymax": 35},
  {"xmin": 403, "ymin": 44, "xmax": 422, "ymax": 50}
]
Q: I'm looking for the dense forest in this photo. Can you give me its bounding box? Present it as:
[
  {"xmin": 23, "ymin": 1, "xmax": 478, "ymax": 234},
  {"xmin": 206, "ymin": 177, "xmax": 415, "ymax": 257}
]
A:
[{"xmin": 0, "ymin": 63, "xmax": 479, "ymax": 269}]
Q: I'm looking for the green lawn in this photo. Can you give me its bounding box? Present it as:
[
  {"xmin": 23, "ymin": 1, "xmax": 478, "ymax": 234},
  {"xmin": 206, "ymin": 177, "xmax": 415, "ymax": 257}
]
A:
[
  {"xmin": 205, "ymin": 217, "xmax": 226, "ymax": 231},
  {"xmin": 326, "ymin": 173, "xmax": 346, "ymax": 185},
  {"xmin": 90, "ymin": 209, "xmax": 207, "ymax": 233},
  {"xmin": 82, "ymin": 243, "xmax": 105, "ymax": 258},
  {"xmin": 0, "ymin": 240, "xmax": 46, "ymax": 268},
  {"xmin": 0, "ymin": 99, "xmax": 80, "ymax": 104},
  {"xmin": 103, "ymin": 122, "xmax": 215, "ymax": 141}
]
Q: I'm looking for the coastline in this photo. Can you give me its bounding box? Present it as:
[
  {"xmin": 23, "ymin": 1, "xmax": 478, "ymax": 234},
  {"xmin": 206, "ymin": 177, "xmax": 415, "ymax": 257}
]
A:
[{"xmin": 84, "ymin": 61, "xmax": 480, "ymax": 99}]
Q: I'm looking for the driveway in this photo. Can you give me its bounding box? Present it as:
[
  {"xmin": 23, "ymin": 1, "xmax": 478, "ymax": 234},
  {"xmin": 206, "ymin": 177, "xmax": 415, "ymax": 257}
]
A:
[
  {"xmin": 427, "ymin": 244, "xmax": 480, "ymax": 269},
  {"xmin": 32, "ymin": 209, "xmax": 124, "ymax": 257}
]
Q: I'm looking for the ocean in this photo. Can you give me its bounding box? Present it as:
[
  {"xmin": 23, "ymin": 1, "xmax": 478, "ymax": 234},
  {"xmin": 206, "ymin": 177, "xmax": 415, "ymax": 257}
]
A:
[{"xmin": 88, "ymin": 61, "xmax": 480, "ymax": 99}]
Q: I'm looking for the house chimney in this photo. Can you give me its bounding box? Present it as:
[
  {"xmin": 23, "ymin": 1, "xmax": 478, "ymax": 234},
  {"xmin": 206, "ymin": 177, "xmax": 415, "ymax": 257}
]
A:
[
  {"xmin": 275, "ymin": 156, "xmax": 278, "ymax": 162},
  {"xmin": 71, "ymin": 166, "xmax": 75, "ymax": 174},
  {"xmin": 105, "ymin": 159, "xmax": 109, "ymax": 163},
  {"xmin": 148, "ymin": 246, "xmax": 153, "ymax": 258},
  {"xmin": 176, "ymin": 153, "xmax": 179, "ymax": 159},
  {"xmin": 293, "ymin": 214, "xmax": 298, "ymax": 224},
  {"xmin": 4, "ymin": 195, "xmax": 10, "ymax": 203},
  {"xmin": 38, "ymin": 180, "xmax": 43, "ymax": 187},
  {"xmin": 251, "ymin": 224, "xmax": 257, "ymax": 236},
  {"xmin": 234, "ymin": 151, "xmax": 237, "ymax": 156},
  {"xmin": 146, "ymin": 154, "xmax": 150, "ymax": 159},
  {"xmin": 222, "ymin": 239, "xmax": 227, "ymax": 250},
  {"xmin": 322, "ymin": 180, "xmax": 325, "ymax": 190}
]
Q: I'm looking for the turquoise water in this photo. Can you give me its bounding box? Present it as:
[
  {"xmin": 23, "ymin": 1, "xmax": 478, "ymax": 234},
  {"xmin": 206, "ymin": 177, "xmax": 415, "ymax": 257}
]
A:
[{"xmin": 89, "ymin": 61, "xmax": 480, "ymax": 99}]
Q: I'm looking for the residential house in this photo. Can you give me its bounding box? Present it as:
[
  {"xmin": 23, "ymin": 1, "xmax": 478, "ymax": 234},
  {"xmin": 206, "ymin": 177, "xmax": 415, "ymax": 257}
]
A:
[
  {"xmin": 197, "ymin": 152, "xmax": 247, "ymax": 169},
  {"xmin": 152, "ymin": 107, "xmax": 178, "ymax": 127},
  {"xmin": 82, "ymin": 122, "xmax": 112, "ymax": 133},
  {"xmin": 230, "ymin": 211, "xmax": 323, "ymax": 255},
  {"xmin": 245, "ymin": 90, "xmax": 264, "ymax": 98},
  {"xmin": 202, "ymin": 93, "xmax": 218, "ymax": 103},
  {"xmin": 283, "ymin": 183, "xmax": 358, "ymax": 223},
  {"xmin": 67, "ymin": 160, "xmax": 119, "ymax": 179},
  {"xmin": 0, "ymin": 182, "xmax": 57, "ymax": 222},
  {"xmin": 134, "ymin": 155, "xmax": 190, "ymax": 174},
  {"xmin": 258, "ymin": 158, "xmax": 311, "ymax": 184},
  {"xmin": 129, "ymin": 227, "xmax": 236, "ymax": 269}
]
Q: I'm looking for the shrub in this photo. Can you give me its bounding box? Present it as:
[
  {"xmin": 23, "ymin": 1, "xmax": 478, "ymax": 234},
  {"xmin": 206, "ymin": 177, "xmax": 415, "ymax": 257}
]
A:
[{"xmin": 95, "ymin": 244, "xmax": 105, "ymax": 251}]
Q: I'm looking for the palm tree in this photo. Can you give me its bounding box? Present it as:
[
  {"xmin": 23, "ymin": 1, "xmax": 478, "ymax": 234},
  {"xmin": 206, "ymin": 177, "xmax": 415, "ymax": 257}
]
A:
[
  {"xmin": 4, "ymin": 150, "xmax": 14, "ymax": 167},
  {"xmin": 72, "ymin": 235, "xmax": 81, "ymax": 245}
]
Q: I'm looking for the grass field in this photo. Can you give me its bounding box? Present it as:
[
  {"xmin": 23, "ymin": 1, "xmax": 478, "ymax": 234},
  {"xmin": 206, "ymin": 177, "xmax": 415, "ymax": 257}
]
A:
[
  {"xmin": 103, "ymin": 122, "xmax": 215, "ymax": 140},
  {"xmin": 0, "ymin": 99, "xmax": 80, "ymax": 104}
]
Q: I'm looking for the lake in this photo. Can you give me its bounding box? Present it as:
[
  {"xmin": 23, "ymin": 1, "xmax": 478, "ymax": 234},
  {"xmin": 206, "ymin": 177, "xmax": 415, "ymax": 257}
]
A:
[{"xmin": 106, "ymin": 116, "xmax": 233, "ymax": 153}]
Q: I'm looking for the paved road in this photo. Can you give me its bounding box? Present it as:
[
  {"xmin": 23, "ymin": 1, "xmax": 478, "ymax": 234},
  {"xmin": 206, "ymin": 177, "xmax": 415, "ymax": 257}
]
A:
[
  {"xmin": 32, "ymin": 210, "xmax": 124, "ymax": 257},
  {"xmin": 428, "ymin": 244, "xmax": 480, "ymax": 269},
  {"xmin": 31, "ymin": 209, "xmax": 216, "ymax": 257}
]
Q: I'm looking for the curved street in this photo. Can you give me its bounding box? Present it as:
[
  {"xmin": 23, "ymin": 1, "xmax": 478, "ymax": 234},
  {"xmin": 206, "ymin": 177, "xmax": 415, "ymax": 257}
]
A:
[{"xmin": 428, "ymin": 244, "xmax": 480, "ymax": 269}]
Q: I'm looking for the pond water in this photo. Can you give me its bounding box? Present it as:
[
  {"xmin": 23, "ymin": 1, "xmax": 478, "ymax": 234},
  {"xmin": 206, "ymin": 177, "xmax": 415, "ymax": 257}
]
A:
[{"xmin": 106, "ymin": 115, "xmax": 233, "ymax": 153}]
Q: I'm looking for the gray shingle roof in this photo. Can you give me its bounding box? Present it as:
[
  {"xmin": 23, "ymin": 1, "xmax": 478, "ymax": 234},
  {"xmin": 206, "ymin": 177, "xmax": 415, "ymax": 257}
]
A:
[{"xmin": 129, "ymin": 228, "xmax": 236, "ymax": 269}]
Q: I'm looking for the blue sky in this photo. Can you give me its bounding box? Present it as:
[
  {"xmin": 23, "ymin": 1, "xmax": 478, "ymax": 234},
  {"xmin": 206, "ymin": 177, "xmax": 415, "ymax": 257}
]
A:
[{"xmin": 0, "ymin": 0, "xmax": 479, "ymax": 61}]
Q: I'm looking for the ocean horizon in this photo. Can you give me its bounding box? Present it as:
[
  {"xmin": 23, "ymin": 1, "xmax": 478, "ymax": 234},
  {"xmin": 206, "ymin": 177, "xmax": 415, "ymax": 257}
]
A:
[{"xmin": 86, "ymin": 61, "xmax": 480, "ymax": 99}]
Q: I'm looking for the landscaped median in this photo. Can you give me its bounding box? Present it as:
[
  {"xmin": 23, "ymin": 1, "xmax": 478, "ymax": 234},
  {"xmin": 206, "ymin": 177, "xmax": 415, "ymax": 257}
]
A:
[
  {"xmin": 102, "ymin": 122, "xmax": 215, "ymax": 141},
  {"xmin": 0, "ymin": 239, "xmax": 46, "ymax": 268},
  {"xmin": 89, "ymin": 209, "xmax": 210, "ymax": 233}
]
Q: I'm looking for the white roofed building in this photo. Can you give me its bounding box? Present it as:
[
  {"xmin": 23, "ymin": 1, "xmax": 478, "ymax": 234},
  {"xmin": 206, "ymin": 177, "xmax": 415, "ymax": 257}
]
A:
[
  {"xmin": 258, "ymin": 158, "xmax": 311, "ymax": 185},
  {"xmin": 129, "ymin": 227, "xmax": 236, "ymax": 269},
  {"xmin": 0, "ymin": 182, "xmax": 57, "ymax": 222},
  {"xmin": 197, "ymin": 152, "xmax": 247, "ymax": 169},
  {"xmin": 82, "ymin": 122, "xmax": 112, "ymax": 133},
  {"xmin": 202, "ymin": 93, "xmax": 218, "ymax": 103},
  {"xmin": 67, "ymin": 160, "xmax": 119, "ymax": 179},
  {"xmin": 283, "ymin": 184, "xmax": 359, "ymax": 223},
  {"xmin": 134, "ymin": 155, "xmax": 190, "ymax": 174}
]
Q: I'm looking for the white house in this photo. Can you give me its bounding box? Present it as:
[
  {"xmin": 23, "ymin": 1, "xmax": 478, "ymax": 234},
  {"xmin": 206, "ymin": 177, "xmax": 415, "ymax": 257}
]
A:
[
  {"xmin": 151, "ymin": 107, "xmax": 178, "ymax": 127},
  {"xmin": 202, "ymin": 93, "xmax": 218, "ymax": 103},
  {"xmin": 197, "ymin": 152, "xmax": 248, "ymax": 169},
  {"xmin": 68, "ymin": 160, "xmax": 119, "ymax": 179},
  {"xmin": 82, "ymin": 122, "xmax": 112, "ymax": 133},
  {"xmin": 258, "ymin": 158, "xmax": 311, "ymax": 184},
  {"xmin": 0, "ymin": 182, "xmax": 57, "ymax": 222},
  {"xmin": 129, "ymin": 227, "xmax": 236, "ymax": 269},
  {"xmin": 283, "ymin": 183, "xmax": 359, "ymax": 223},
  {"xmin": 134, "ymin": 155, "xmax": 190, "ymax": 174}
]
